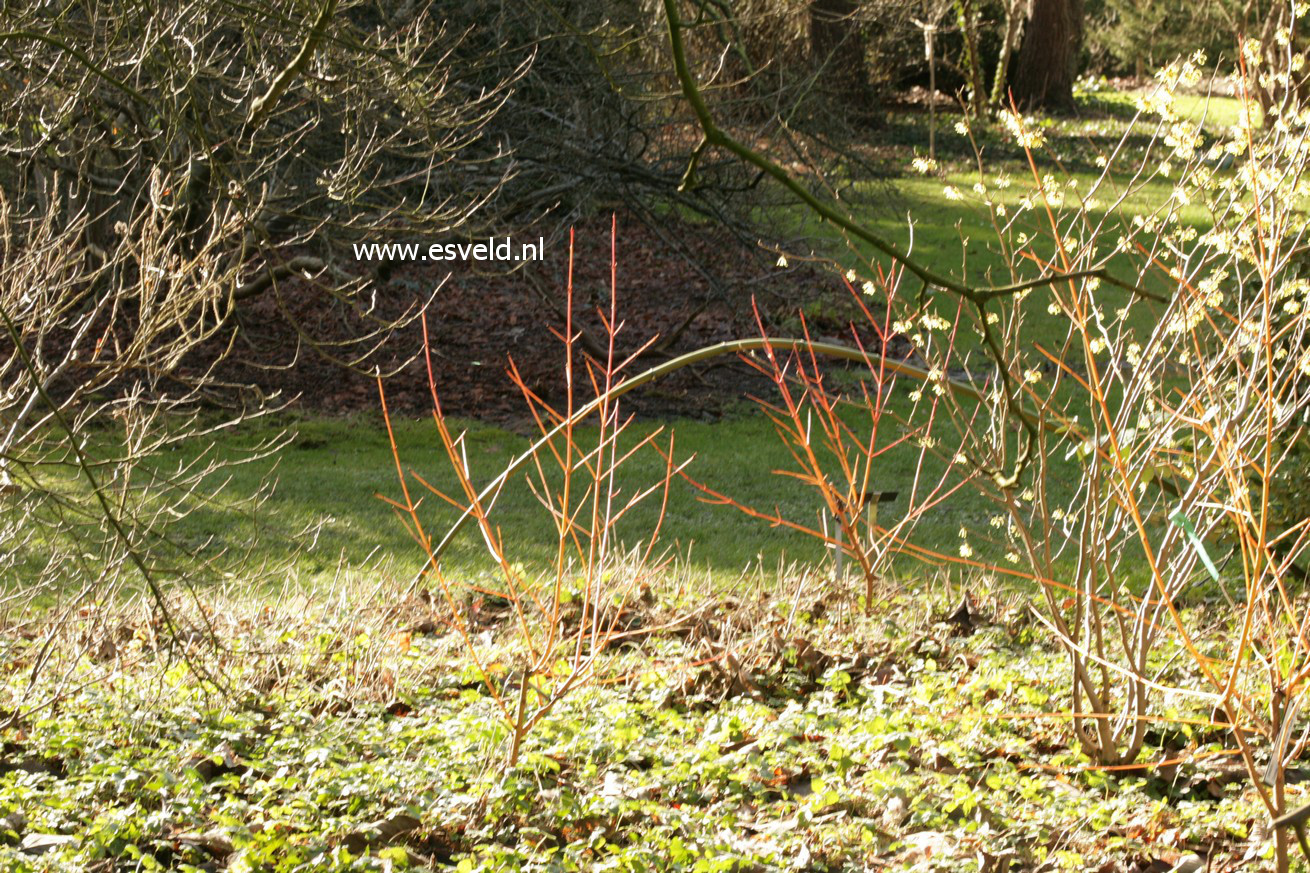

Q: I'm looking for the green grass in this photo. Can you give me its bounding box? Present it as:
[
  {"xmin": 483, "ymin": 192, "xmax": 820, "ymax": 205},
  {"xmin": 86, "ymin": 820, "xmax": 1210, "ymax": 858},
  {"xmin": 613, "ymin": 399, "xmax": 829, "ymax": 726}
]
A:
[
  {"xmin": 11, "ymin": 377, "xmax": 1068, "ymax": 592},
  {"xmin": 1082, "ymin": 87, "xmax": 1253, "ymax": 129},
  {"xmin": 28, "ymin": 360, "xmax": 1115, "ymax": 596},
  {"xmin": 772, "ymin": 93, "xmax": 1242, "ymax": 356},
  {"xmin": 155, "ymin": 399, "xmax": 984, "ymax": 590}
]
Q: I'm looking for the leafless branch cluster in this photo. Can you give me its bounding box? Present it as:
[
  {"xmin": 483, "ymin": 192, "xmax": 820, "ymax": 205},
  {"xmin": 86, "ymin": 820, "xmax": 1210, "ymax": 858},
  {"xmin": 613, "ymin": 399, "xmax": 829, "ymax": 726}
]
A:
[{"xmin": 0, "ymin": 0, "xmax": 538, "ymax": 595}]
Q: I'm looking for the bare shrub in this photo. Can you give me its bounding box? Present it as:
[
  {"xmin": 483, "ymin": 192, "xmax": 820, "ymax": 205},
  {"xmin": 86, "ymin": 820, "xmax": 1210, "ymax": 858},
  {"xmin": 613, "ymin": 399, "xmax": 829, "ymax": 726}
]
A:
[
  {"xmin": 660, "ymin": 5, "xmax": 1310, "ymax": 863},
  {"xmin": 380, "ymin": 225, "xmax": 688, "ymax": 766}
]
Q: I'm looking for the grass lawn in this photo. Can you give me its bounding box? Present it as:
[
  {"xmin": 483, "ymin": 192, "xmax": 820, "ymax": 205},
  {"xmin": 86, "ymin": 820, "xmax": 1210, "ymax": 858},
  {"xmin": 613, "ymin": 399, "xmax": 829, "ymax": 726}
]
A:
[
  {"xmin": 156, "ymin": 401, "xmax": 975, "ymax": 591},
  {"xmin": 772, "ymin": 94, "xmax": 1240, "ymax": 353}
]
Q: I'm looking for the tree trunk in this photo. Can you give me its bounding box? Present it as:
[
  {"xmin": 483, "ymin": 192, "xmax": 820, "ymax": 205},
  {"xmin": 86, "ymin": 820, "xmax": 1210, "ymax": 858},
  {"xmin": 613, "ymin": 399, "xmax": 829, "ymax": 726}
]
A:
[
  {"xmin": 1010, "ymin": 0, "xmax": 1083, "ymax": 113},
  {"xmin": 809, "ymin": 0, "xmax": 868, "ymax": 111},
  {"xmin": 955, "ymin": 0, "xmax": 987, "ymax": 118},
  {"xmin": 990, "ymin": 0, "xmax": 1025, "ymax": 108},
  {"xmin": 925, "ymin": 25, "xmax": 938, "ymax": 159}
]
